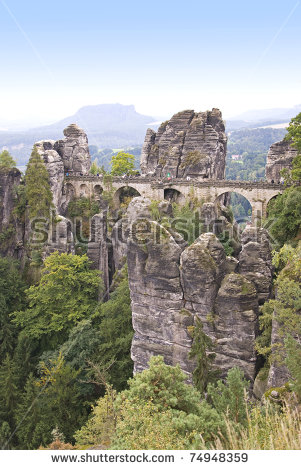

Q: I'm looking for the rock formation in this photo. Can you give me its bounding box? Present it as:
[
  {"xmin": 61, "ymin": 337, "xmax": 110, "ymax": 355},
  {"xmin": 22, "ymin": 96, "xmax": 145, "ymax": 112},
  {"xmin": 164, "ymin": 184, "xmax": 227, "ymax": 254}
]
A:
[
  {"xmin": 87, "ymin": 212, "xmax": 110, "ymax": 297},
  {"xmin": 238, "ymin": 227, "xmax": 273, "ymax": 304},
  {"xmin": 54, "ymin": 124, "xmax": 91, "ymax": 174},
  {"xmin": 35, "ymin": 124, "xmax": 91, "ymax": 215},
  {"xmin": 125, "ymin": 197, "xmax": 271, "ymax": 383},
  {"xmin": 265, "ymin": 139, "xmax": 298, "ymax": 182},
  {"xmin": 140, "ymin": 109, "xmax": 227, "ymax": 179}
]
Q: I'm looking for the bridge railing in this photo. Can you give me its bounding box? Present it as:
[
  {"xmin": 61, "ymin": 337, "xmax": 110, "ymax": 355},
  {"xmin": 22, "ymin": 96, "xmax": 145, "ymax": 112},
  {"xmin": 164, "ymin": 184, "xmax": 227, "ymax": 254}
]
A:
[{"xmin": 64, "ymin": 172, "xmax": 288, "ymax": 189}]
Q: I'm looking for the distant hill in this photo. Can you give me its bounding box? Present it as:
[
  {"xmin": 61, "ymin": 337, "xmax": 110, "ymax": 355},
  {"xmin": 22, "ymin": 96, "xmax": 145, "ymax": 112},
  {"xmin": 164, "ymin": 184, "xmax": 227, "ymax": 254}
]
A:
[
  {"xmin": 226, "ymin": 104, "xmax": 301, "ymax": 131},
  {"xmin": 0, "ymin": 104, "xmax": 156, "ymax": 167}
]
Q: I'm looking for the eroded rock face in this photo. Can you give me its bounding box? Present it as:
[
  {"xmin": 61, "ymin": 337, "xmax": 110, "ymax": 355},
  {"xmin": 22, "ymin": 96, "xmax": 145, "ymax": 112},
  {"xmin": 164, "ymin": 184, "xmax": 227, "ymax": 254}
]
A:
[
  {"xmin": 128, "ymin": 223, "xmax": 195, "ymax": 378},
  {"xmin": 140, "ymin": 109, "xmax": 227, "ymax": 179},
  {"xmin": 126, "ymin": 197, "xmax": 268, "ymax": 382},
  {"xmin": 35, "ymin": 125, "xmax": 91, "ymax": 215},
  {"xmin": 266, "ymin": 139, "xmax": 297, "ymax": 182},
  {"xmin": 238, "ymin": 227, "xmax": 273, "ymax": 304},
  {"xmin": 267, "ymin": 312, "xmax": 291, "ymax": 389},
  {"xmin": 54, "ymin": 124, "xmax": 91, "ymax": 174},
  {"xmin": 35, "ymin": 140, "xmax": 65, "ymax": 212},
  {"xmin": 214, "ymin": 273, "xmax": 258, "ymax": 381},
  {"xmin": 87, "ymin": 212, "xmax": 109, "ymax": 298},
  {"xmin": 180, "ymin": 233, "xmax": 226, "ymax": 335}
]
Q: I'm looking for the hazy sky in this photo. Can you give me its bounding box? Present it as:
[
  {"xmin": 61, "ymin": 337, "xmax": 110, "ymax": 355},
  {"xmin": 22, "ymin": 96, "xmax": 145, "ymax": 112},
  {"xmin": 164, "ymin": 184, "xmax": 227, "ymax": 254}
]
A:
[{"xmin": 0, "ymin": 0, "xmax": 300, "ymax": 125}]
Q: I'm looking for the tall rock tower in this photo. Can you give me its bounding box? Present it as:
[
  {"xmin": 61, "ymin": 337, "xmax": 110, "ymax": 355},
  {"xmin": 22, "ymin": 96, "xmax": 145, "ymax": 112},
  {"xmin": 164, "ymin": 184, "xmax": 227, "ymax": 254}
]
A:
[
  {"xmin": 265, "ymin": 138, "xmax": 298, "ymax": 182},
  {"xmin": 140, "ymin": 108, "xmax": 227, "ymax": 179}
]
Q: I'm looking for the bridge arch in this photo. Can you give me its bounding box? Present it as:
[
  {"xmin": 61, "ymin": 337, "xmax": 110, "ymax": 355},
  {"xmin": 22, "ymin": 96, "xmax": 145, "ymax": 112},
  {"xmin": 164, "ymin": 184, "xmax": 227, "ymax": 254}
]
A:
[
  {"xmin": 79, "ymin": 183, "xmax": 89, "ymax": 198},
  {"xmin": 94, "ymin": 184, "xmax": 103, "ymax": 199},
  {"xmin": 113, "ymin": 185, "xmax": 141, "ymax": 208},
  {"xmin": 164, "ymin": 187, "xmax": 185, "ymax": 204},
  {"xmin": 215, "ymin": 190, "xmax": 252, "ymax": 224}
]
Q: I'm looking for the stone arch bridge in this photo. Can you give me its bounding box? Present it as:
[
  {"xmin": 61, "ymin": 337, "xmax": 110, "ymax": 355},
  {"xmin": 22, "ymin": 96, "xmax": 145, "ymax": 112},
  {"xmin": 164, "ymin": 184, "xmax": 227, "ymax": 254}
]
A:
[{"xmin": 65, "ymin": 175, "xmax": 284, "ymax": 220}]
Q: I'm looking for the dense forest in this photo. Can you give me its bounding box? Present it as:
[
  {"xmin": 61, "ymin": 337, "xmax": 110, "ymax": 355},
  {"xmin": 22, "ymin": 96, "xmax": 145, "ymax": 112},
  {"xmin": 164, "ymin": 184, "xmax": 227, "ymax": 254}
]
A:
[
  {"xmin": 0, "ymin": 116, "xmax": 300, "ymax": 450},
  {"xmin": 225, "ymin": 127, "xmax": 286, "ymax": 181}
]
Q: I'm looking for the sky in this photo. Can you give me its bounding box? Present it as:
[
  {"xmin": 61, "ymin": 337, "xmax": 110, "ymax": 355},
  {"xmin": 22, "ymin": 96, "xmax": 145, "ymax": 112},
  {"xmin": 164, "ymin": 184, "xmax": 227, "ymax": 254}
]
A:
[{"xmin": 0, "ymin": 0, "xmax": 300, "ymax": 127}]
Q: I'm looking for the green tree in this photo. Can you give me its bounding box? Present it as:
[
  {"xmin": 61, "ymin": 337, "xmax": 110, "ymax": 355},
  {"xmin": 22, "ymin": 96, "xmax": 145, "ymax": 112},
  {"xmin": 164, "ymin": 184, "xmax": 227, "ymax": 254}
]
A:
[
  {"xmin": 110, "ymin": 151, "xmax": 135, "ymax": 176},
  {"xmin": 25, "ymin": 145, "xmax": 53, "ymax": 219},
  {"xmin": 15, "ymin": 373, "xmax": 46, "ymax": 449},
  {"xmin": 12, "ymin": 252, "xmax": 103, "ymax": 350},
  {"xmin": 0, "ymin": 150, "xmax": 16, "ymax": 170},
  {"xmin": 94, "ymin": 269, "xmax": 134, "ymax": 391},
  {"xmin": 189, "ymin": 318, "xmax": 217, "ymax": 393},
  {"xmin": 75, "ymin": 356, "xmax": 224, "ymax": 449},
  {"xmin": 74, "ymin": 384, "xmax": 117, "ymax": 448},
  {"xmin": 90, "ymin": 160, "xmax": 102, "ymax": 175},
  {"xmin": 110, "ymin": 400, "xmax": 192, "ymax": 450},
  {"xmin": 35, "ymin": 355, "xmax": 87, "ymax": 444},
  {"xmin": 207, "ymin": 367, "xmax": 249, "ymax": 425},
  {"xmin": 0, "ymin": 257, "xmax": 26, "ymax": 359},
  {"xmin": 284, "ymin": 112, "xmax": 301, "ymax": 181},
  {"xmin": 266, "ymin": 186, "xmax": 301, "ymax": 246},
  {"xmin": 285, "ymin": 335, "xmax": 301, "ymax": 401},
  {"xmin": 0, "ymin": 355, "xmax": 19, "ymax": 435},
  {"xmin": 117, "ymin": 355, "xmax": 224, "ymax": 445},
  {"xmin": 256, "ymin": 243, "xmax": 301, "ymax": 370},
  {"xmin": 285, "ymin": 112, "xmax": 301, "ymax": 152}
]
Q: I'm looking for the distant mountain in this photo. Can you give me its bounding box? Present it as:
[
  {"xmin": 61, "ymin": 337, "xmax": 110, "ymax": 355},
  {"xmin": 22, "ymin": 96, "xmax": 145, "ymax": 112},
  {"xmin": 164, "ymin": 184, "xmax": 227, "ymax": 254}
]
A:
[
  {"xmin": 0, "ymin": 104, "xmax": 156, "ymax": 166},
  {"xmin": 229, "ymin": 104, "xmax": 301, "ymax": 122},
  {"xmin": 226, "ymin": 105, "xmax": 301, "ymax": 131}
]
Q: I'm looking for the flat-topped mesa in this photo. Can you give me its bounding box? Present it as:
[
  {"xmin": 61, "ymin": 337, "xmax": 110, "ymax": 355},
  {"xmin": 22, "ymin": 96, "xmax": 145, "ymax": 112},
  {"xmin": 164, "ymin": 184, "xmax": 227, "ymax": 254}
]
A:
[
  {"xmin": 140, "ymin": 108, "xmax": 227, "ymax": 179},
  {"xmin": 265, "ymin": 138, "xmax": 298, "ymax": 183}
]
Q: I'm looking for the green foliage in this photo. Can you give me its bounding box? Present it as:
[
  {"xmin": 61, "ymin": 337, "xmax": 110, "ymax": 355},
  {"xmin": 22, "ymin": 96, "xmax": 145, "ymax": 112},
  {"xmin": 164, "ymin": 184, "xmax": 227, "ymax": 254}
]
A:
[
  {"xmin": 255, "ymin": 300, "xmax": 274, "ymax": 359},
  {"xmin": 266, "ymin": 186, "xmax": 301, "ymax": 246},
  {"xmin": 120, "ymin": 355, "xmax": 201, "ymax": 413},
  {"xmin": 189, "ymin": 318, "xmax": 217, "ymax": 393},
  {"xmin": 74, "ymin": 384, "xmax": 117, "ymax": 448},
  {"xmin": 284, "ymin": 112, "xmax": 301, "ymax": 153},
  {"xmin": 110, "ymin": 400, "xmax": 192, "ymax": 450},
  {"xmin": 207, "ymin": 368, "xmax": 249, "ymax": 425},
  {"xmin": 94, "ymin": 269, "xmax": 134, "ymax": 391},
  {"xmin": 256, "ymin": 242, "xmax": 301, "ymax": 368},
  {"xmin": 226, "ymin": 128, "xmax": 286, "ymax": 181},
  {"xmin": 284, "ymin": 335, "xmax": 301, "ymax": 400},
  {"xmin": 210, "ymin": 402, "xmax": 301, "ymax": 450},
  {"xmin": 16, "ymin": 356, "xmax": 87, "ymax": 449},
  {"xmin": 12, "ymin": 252, "xmax": 103, "ymax": 349},
  {"xmin": 110, "ymin": 151, "xmax": 135, "ymax": 176},
  {"xmin": 0, "ymin": 355, "xmax": 19, "ymax": 433},
  {"xmin": 171, "ymin": 200, "xmax": 201, "ymax": 244},
  {"xmin": 0, "ymin": 421, "xmax": 11, "ymax": 450},
  {"xmin": 13, "ymin": 182, "xmax": 27, "ymax": 219},
  {"xmin": 0, "ymin": 150, "xmax": 16, "ymax": 171},
  {"xmin": 115, "ymin": 356, "xmax": 224, "ymax": 447},
  {"xmin": 35, "ymin": 355, "xmax": 87, "ymax": 444},
  {"xmin": 218, "ymin": 231, "xmax": 235, "ymax": 256},
  {"xmin": 0, "ymin": 257, "xmax": 26, "ymax": 358},
  {"xmin": 90, "ymin": 160, "xmax": 102, "ymax": 175},
  {"xmin": 25, "ymin": 146, "xmax": 53, "ymax": 219},
  {"xmin": 67, "ymin": 197, "xmax": 100, "ymax": 219}
]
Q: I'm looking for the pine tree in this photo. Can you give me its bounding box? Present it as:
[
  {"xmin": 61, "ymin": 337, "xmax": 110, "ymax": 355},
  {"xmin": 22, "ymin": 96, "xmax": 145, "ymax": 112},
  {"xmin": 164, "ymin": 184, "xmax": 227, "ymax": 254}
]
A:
[
  {"xmin": 0, "ymin": 257, "xmax": 26, "ymax": 359},
  {"xmin": 0, "ymin": 150, "xmax": 16, "ymax": 171},
  {"xmin": 25, "ymin": 145, "xmax": 53, "ymax": 219},
  {"xmin": 207, "ymin": 367, "xmax": 249, "ymax": 425},
  {"xmin": 0, "ymin": 355, "xmax": 19, "ymax": 435}
]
